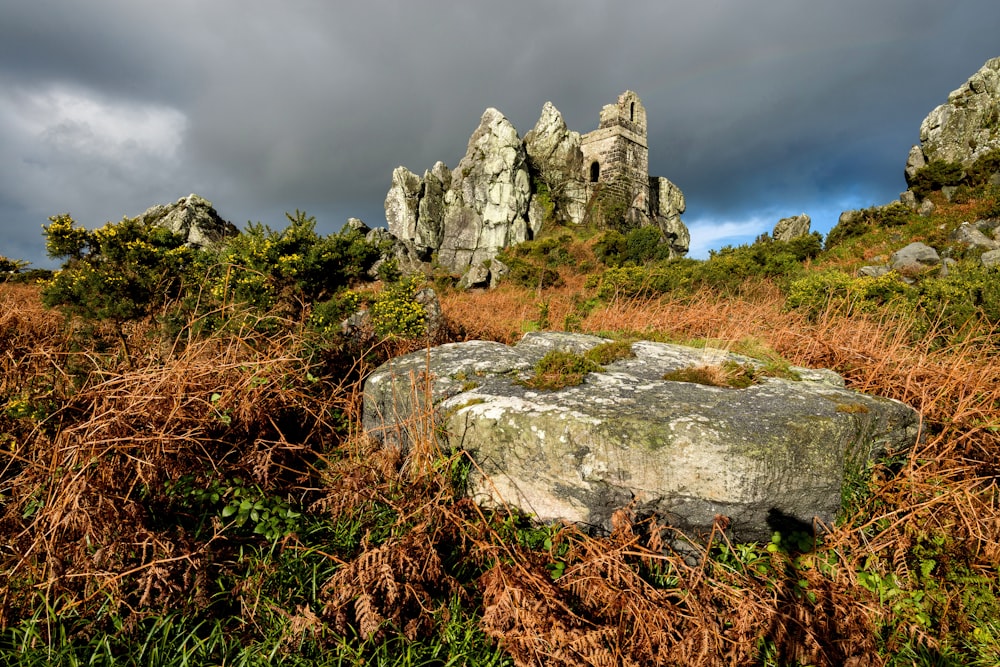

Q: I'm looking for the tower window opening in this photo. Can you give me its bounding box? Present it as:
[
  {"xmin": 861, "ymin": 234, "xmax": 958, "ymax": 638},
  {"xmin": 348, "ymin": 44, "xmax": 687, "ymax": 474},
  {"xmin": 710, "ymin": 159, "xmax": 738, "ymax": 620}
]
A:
[
  {"xmin": 630, "ymin": 102, "xmax": 635, "ymax": 121},
  {"xmin": 590, "ymin": 161, "xmax": 600, "ymax": 183}
]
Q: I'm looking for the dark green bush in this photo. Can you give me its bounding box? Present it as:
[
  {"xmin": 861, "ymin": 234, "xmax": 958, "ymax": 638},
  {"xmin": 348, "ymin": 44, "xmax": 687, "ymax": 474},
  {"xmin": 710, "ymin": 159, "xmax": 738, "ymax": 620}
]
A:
[
  {"xmin": 212, "ymin": 210, "xmax": 379, "ymax": 312},
  {"xmin": 910, "ymin": 160, "xmax": 965, "ymax": 199},
  {"xmin": 595, "ymin": 226, "xmax": 678, "ymax": 267},
  {"xmin": 42, "ymin": 214, "xmax": 197, "ymax": 325},
  {"xmin": 967, "ymin": 148, "xmax": 1000, "ymax": 188}
]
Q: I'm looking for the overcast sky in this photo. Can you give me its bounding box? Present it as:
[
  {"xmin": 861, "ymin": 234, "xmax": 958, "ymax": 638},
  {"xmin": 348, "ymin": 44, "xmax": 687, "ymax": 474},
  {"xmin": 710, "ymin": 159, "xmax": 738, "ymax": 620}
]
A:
[{"xmin": 2, "ymin": 1, "xmax": 999, "ymax": 267}]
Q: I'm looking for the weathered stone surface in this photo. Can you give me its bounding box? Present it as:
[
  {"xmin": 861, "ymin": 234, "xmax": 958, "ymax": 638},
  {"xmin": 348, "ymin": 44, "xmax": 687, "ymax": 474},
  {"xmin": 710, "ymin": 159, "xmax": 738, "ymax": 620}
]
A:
[
  {"xmin": 524, "ymin": 102, "xmax": 588, "ymax": 226},
  {"xmin": 416, "ymin": 162, "xmax": 451, "ymax": 251},
  {"xmin": 436, "ymin": 109, "xmax": 532, "ymax": 273},
  {"xmin": 982, "ymin": 249, "xmax": 1000, "ymax": 269},
  {"xmin": 857, "ymin": 265, "xmax": 891, "ymax": 278},
  {"xmin": 908, "ymin": 57, "xmax": 1000, "ymax": 180},
  {"xmin": 385, "ymin": 167, "xmax": 423, "ymax": 243},
  {"xmin": 139, "ymin": 194, "xmax": 237, "ymax": 249},
  {"xmin": 772, "ymin": 214, "xmax": 811, "ymax": 242},
  {"xmin": 950, "ymin": 221, "xmax": 1000, "ymax": 250},
  {"xmin": 456, "ymin": 261, "xmax": 491, "ymax": 290},
  {"xmin": 363, "ymin": 332, "xmax": 920, "ymax": 542},
  {"xmin": 366, "ymin": 228, "xmax": 429, "ymax": 278},
  {"xmin": 649, "ymin": 177, "xmax": 690, "ymax": 257},
  {"xmin": 889, "ymin": 242, "xmax": 941, "ymax": 274},
  {"xmin": 345, "ymin": 218, "xmax": 370, "ymax": 235}
]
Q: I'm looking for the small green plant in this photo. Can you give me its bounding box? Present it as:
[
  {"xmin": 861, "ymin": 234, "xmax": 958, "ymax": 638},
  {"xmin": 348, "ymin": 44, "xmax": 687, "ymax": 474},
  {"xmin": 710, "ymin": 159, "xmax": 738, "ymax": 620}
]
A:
[
  {"xmin": 520, "ymin": 350, "xmax": 604, "ymax": 391},
  {"xmin": 583, "ymin": 339, "xmax": 636, "ymax": 365},
  {"xmin": 167, "ymin": 475, "xmax": 302, "ymax": 541}
]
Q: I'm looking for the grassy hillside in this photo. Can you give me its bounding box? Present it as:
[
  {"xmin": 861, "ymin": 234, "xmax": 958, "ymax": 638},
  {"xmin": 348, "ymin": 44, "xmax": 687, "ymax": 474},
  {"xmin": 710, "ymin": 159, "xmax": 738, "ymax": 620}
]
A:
[{"xmin": 2, "ymin": 190, "xmax": 1000, "ymax": 665}]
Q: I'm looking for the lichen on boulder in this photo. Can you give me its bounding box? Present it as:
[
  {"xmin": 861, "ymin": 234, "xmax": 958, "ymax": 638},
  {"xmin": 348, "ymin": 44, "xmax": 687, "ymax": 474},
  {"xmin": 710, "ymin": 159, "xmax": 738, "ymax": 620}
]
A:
[{"xmin": 363, "ymin": 332, "xmax": 920, "ymax": 542}]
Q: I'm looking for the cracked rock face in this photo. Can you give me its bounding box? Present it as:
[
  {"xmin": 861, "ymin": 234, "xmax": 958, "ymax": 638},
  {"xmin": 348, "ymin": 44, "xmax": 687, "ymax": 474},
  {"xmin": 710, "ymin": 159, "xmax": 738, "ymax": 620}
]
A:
[
  {"xmin": 908, "ymin": 56, "xmax": 1000, "ymax": 179},
  {"xmin": 363, "ymin": 332, "xmax": 920, "ymax": 542},
  {"xmin": 139, "ymin": 194, "xmax": 238, "ymax": 250}
]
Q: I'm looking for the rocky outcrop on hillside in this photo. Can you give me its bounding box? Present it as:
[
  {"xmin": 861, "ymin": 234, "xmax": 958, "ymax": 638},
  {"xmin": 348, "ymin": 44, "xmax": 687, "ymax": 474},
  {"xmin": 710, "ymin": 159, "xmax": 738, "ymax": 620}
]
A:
[
  {"xmin": 139, "ymin": 194, "xmax": 238, "ymax": 249},
  {"xmin": 523, "ymin": 102, "xmax": 589, "ymax": 232},
  {"xmin": 772, "ymin": 214, "xmax": 811, "ymax": 242},
  {"xmin": 905, "ymin": 57, "xmax": 1000, "ymax": 184},
  {"xmin": 384, "ymin": 109, "xmax": 532, "ymax": 276},
  {"xmin": 649, "ymin": 177, "xmax": 690, "ymax": 257},
  {"xmin": 363, "ymin": 332, "xmax": 920, "ymax": 542},
  {"xmin": 382, "ymin": 100, "xmax": 690, "ymax": 285}
]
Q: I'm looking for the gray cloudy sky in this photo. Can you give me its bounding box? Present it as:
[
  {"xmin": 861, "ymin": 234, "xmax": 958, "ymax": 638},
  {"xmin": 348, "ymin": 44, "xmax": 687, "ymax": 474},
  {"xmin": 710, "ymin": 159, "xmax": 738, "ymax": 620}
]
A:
[{"xmin": 2, "ymin": 1, "xmax": 999, "ymax": 266}]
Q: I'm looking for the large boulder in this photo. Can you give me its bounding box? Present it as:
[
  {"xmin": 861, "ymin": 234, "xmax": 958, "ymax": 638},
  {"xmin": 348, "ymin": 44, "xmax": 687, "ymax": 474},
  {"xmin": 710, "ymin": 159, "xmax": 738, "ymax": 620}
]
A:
[
  {"xmin": 363, "ymin": 332, "xmax": 920, "ymax": 542},
  {"xmin": 773, "ymin": 214, "xmax": 811, "ymax": 242},
  {"xmin": 889, "ymin": 242, "xmax": 941, "ymax": 275},
  {"xmin": 139, "ymin": 194, "xmax": 237, "ymax": 249},
  {"xmin": 385, "ymin": 167, "xmax": 423, "ymax": 244},
  {"xmin": 907, "ymin": 57, "xmax": 1000, "ymax": 178},
  {"xmin": 437, "ymin": 109, "xmax": 532, "ymax": 272}
]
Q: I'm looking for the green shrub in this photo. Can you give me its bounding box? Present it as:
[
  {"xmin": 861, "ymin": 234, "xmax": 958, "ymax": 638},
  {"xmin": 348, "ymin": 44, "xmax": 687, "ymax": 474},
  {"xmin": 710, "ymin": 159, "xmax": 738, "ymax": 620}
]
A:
[
  {"xmin": 309, "ymin": 291, "xmax": 362, "ymax": 334},
  {"xmin": 583, "ymin": 340, "xmax": 636, "ymax": 365},
  {"xmin": 825, "ymin": 203, "xmax": 912, "ymax": 250},
  {"xmin": 786, "ymin": 270, "xmax": 913, "ymax": 319},
  {"xmin": 42, "ymin": 214, "xmax": 197, "ymax": 325},
  {"xmin": 496, "ymin": 236, "xmax": 573, "ymax": 289},
  {"xmin": 968, "ymin": 148, "xmax": 1000, "ymax": 187},
  {"xmin": 212, "ymin": 210, "xmax": 378, "ymax": 312},
  {"xmin": 910, "ymin": 160, "xmax": 965, "ymax": 199},
  {"xmin": 594, "ymin": 226, "xmax": 674, "ymax": 267},
  {"xmin": 0, "ymin": 255, "xmax": 29, "ymax": 280}
]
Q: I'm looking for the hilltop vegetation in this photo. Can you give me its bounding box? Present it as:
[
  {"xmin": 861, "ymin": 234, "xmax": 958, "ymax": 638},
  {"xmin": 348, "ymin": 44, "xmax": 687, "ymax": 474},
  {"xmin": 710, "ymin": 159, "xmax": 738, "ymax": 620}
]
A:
[{"xmin": 2, "ymin": 181, "xmax": 1000, "ymax": 665}]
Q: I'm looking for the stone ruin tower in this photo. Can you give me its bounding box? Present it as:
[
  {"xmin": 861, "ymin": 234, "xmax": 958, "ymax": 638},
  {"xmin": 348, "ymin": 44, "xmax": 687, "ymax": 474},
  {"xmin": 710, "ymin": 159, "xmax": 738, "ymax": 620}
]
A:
[
  {"xmin": 381, "ymin": 90, "xmax": 689, "ymax": 287},
  {"xmin": 581, "ymin": 90, "xmax": 651, "ymax": 215}
]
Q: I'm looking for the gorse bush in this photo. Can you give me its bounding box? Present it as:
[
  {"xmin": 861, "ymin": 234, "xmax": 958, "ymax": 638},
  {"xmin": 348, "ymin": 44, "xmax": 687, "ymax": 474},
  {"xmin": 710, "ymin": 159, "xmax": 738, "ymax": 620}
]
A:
[
  {"xmin": 211, "ymin": 210, "xmax": 379, "ymax": 312},
  {"xmin": 42, "ymin": 213, "xmax": 197, "ymax": 327},
  {"xmin": 370, "ymin": 276, "xmax": 429, "ymax": 338}
]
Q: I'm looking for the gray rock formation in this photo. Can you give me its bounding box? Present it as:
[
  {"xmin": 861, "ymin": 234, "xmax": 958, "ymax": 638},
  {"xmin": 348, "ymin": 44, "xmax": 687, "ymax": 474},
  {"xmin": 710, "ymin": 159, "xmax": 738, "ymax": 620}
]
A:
[
  {"xmin": 949, "ymin": 220, "xmax": 1000, "ymax": 251},
  {"xmin": 382, "ymin": 94, "xmax": 691, "ymax": 286},
  {"xmin": 856, "ymin": 265, "xmax": 891, "ymax": 279},
  {"xmin": 385, "ymin": 167, "xmax": 423, "ymax": 244},
  {"xmin": 523, "ymin": 102, "xmax": 589, "ymax": 227},
  {"xmin": 772, "ymin": 214, "xmax": 811, "ymax": 242},
  {"xmin": 437, "ymin": 109, "xmax": 533, "ymax": 271},
  {"xmin": 911, "ymin": 57, "xmax": 1000, "ymax": 170},
  {"xmin": 889, "ymin": 242, "xmax": 941, "ymax": 275},
  {"xmin": 649, "ymin": 177, "xmax": 690, "ymax": 257},
  {"xmin": 363, "ymin": 332, "xmax": 920, "ymax": 542},
  {"xmin": 139, "ymin": 194, "xmax": 237, "ymax": 249},
  {"xmin": 982, "ymin": 249, "xmax": 1000, "ymax": 268}
]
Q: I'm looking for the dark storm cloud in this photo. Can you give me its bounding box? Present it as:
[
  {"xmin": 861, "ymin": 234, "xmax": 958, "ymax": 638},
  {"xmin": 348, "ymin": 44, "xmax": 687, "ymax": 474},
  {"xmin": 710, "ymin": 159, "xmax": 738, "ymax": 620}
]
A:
[{"xmin": 2, "ymin": 0, "xmax": 999, "ymax": 265}]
